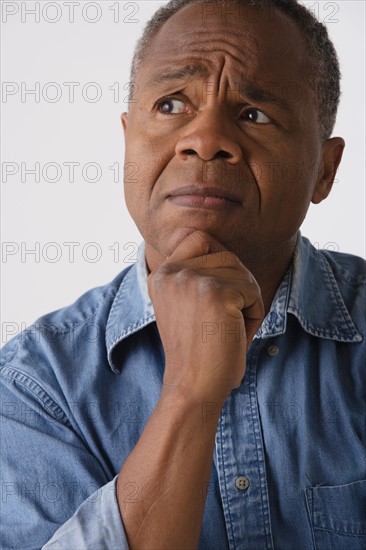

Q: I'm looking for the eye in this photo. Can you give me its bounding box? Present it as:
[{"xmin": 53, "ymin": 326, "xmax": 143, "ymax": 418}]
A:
[
  {"xmin": 156, "ymin": 97, "xmax": 188, "ymax": 114},
  {"xmin": 241, "ymin": 107, "xmax": 271, "ymax": 124}
]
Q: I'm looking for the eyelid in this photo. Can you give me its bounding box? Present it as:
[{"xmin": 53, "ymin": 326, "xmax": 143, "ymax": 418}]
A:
[
  {"xmin": 155, "ymin": 95, "xmax": 189, "ymax": 114},
  {"xmin": 155, "ymin": 95, "xmax": 275, "ymax": 125},
  {"xmin": 241, "ymin": 106, "xmax": 273, "ymax": 124}
]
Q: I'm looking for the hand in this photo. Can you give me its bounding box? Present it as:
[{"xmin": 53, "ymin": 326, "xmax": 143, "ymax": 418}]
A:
[{"xmin": 147, "ymin": 230, "xmax": 264, "ymax": 404}]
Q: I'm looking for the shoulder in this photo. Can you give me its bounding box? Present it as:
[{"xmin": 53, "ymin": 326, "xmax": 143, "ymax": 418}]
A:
[
  {"xmin": 319, "ymin": 248, "xmax": 366, "ymax": 288},
  {"xmin": 299, "ymin": 235, "xmax": 366, "ymax": 291},
  {"xmin": 0, "ymin": 265, "xmax": 133, "ymax": 369},
  {"xmin": 316, "ymin": 246, "xmax": 366, "ymax": 337},
  {"xmin": 291, "ymin": 237, "xmax": 365, "ymax": 344}
]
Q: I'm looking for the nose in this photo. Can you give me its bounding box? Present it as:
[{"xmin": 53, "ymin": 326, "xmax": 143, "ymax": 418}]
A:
[{"xmin": 175, "ymin": 107, "xmax": 242, "ymax": 163}]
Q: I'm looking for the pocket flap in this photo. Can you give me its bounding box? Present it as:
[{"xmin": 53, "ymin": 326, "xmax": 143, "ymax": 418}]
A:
[{"xmin": 306, "ymin": 479, "xmax": 366, "ymax": 536}]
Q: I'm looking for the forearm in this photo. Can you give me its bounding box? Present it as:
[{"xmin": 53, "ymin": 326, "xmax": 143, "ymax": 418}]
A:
[{"xmin": 117, "ymin": 389, "xmax": 221, "ymax": 550}]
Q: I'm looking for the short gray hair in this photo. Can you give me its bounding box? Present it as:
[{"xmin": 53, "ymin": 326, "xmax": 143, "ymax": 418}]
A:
[{"xmin": 129, "ymin": 0, "xmax": 341, "ymax": 141}]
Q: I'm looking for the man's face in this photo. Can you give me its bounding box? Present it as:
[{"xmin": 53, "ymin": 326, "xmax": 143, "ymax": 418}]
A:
[{"xmin": 122, "ymin": 3, "xmax": 339, "ymax": 270}]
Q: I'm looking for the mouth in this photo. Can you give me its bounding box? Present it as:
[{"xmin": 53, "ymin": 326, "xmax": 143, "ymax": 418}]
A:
[{"xmin": 167, "ymin": 185, "xmax": 242, "ymax": 211}]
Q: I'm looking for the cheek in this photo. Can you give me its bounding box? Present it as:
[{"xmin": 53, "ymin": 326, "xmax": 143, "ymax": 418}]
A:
[
  {"xmin": 123, "ymin": 147, "xmax": 155, "ymax": 207},
  {"xmin": 255, "ymin": 154, "xmax": 317, "ymax": 223},
  {"xmin": 123, "ymin": 139, "xmax": 171, "ymax": 226},
  {"xmin": 124, "ymin": 130, "xmax": 173, "ymax": 190}
]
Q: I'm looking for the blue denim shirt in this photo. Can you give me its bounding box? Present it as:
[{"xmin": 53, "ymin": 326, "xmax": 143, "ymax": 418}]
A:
[{"xmin": 1, "ymin": 234, "xmax": 365, "ymax": 550}]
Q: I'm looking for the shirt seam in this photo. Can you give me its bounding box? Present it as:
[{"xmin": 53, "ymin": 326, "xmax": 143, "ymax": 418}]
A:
[
  {"xmin": 0, "ymin": 343, "xmax": 19, "ymax": 367},
  {"xmin": 304, "ymin": 488, "xmax": 317, "ymax": 549},
  {"xmin": 320, "ymin": 253, "xmax": 358, "ymax": 337},
  {"xmin": 312, "ymin": 527, "xmax": 366, "ymax": 538},
  {"xmin": 307, "ymin": 479, "xmax": 366, "ymax": 490},
  {"xmin": 249, "ymin": 343, "xmax": 272, "ymax": 550},
  {"xmin": 218, "ymin": 408, "xmax": 236, "ymax": 550},
  {"xmin": 321, "ymin": 251, "xmax": 366, "ymax": 288},
  {"xmin": 0, "ymin": 364, "xmax": 71, "ymax": 427},
  {"xmin": 108, "ymin": 313, "xmax": 156, "ymax": 351}
]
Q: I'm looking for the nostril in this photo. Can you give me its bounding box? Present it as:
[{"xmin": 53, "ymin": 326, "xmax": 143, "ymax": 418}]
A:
[
  {"xmin": 216, "ymin": 150, "xmax": 231, "ymax": 159},
  {"xmin": 184, "ymin": 149, "xmax": 197, "ymax": 155}
]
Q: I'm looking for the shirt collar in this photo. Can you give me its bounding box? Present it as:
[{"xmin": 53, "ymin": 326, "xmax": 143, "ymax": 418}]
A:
[
  {"xmin": 106, "ymin": 234, "xmax": 362, "ymax": 373},
  {"xmin": 105, "ymin": 241, "xmax": 155, "ymax": 374},
  {"xmin": 286, "ymin": 233, "xmax": 362, "ymax": 343}
]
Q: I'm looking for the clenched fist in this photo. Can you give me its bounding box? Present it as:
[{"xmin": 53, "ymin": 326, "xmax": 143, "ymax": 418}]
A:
[{"xmin": 147, "ymin": 230, "xmax": 265, "ymax": 405}]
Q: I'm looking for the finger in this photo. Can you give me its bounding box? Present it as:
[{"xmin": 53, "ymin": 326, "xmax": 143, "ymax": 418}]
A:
[
  {"xmin": 214, "ymin": 275, "xmax": 265, "ymax": 334},
  {"xmin": 165, "ymin": 230, "xmax": 229, "ymax": 264},
  {"xmin": 168, "ymin": 251, "xmax": 245, "ymax": 272},
  {"xmin": 242, "ymin": 290, "xmax": 265, "ymax": 347}
]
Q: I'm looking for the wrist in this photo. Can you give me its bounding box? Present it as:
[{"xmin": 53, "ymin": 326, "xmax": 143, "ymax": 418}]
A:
[{"xmin": 159, "ymin": 384, "xmax": 224, "ymax": 429}]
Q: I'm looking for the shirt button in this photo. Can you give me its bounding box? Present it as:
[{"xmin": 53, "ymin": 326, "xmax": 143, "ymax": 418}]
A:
[
  {"xmin": 267, "ymin": 345, "xmax": 279, "ymax": 357},
  {"xmin": 235, "ymin": 476, "xmax": 250, "ymax": 491}
]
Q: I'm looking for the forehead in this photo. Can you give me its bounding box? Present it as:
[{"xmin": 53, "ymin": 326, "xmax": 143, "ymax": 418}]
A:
[{"xmin": 137, "ymin": 3, "xmax": 311, "ymax": 91}]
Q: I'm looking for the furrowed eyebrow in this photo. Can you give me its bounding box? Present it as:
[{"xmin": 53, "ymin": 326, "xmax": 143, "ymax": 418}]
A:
[
  {"xmin": 144, "ymin": 64, "xmax": 211, "ymax": 90},
  {"xmin": 144, "ymin": 65, "xmax": 293, "ymax": 114},
  {"xmin": 241, "ymin": 83, "xmax": 292, "ymax": 113}
]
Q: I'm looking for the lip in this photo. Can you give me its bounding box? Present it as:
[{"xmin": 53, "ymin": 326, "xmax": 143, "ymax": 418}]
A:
[{"xmin": 167, "ymin": 185, "xmax": 242, "ymax": 210}]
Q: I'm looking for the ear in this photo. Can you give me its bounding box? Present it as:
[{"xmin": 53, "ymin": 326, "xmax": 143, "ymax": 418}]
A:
[
  {"xmin": 312, "ymin": 137, "xmax": 345, "ymax": 204},
  {"xmin": 121, "ymin": 112, "xmax": 128, "ymax": 135}
]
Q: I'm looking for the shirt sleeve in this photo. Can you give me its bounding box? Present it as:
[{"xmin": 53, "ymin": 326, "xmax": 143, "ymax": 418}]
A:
[
  {"xmin": 42, "ymin": 476, "xmax": 129, "ymax": 549},
  {"xmin": 0, "ymin": 362, "xmax": 130, "ymax": 550}
]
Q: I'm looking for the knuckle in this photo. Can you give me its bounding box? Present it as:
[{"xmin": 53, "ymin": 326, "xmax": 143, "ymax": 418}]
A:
[
  {"xmin": 157, "ymin": 263, "xmax": 176, "ymax": 277},
  {"xmin": 148, "ymin": 263, "xmax": 175, "ymax": 290},
  {"xmin": 196, "ymin": 275, "xmax": 222, "ymax": 293},
  {"xmin": 175, "ymin": 267, "xmax": 197, "ymax": 285}
]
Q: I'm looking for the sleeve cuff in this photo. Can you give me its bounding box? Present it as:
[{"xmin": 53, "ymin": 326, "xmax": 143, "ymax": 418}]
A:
[{"xmin": 42, "ymin": 475, "xmax": 129, "ymax": 549}]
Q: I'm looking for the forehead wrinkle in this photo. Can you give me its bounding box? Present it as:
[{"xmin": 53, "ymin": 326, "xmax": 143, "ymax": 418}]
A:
[
  {"xmin": 145, "ymin": 63, "xmax": 211, "ymax": 91},
  {"xmin": 175, "ymin": 27, "xmax": 257, "ymax": 44},
  {"xmin": 172, "ymin": 31, "xmax": 260, "ymax": 63},
  {"xmin": 140, "ymin": 31, "xmax": 301, "ymax": 115},
  {"xmin": 143, "ymin": 43, "xmax": 258, "ymax": 93}
]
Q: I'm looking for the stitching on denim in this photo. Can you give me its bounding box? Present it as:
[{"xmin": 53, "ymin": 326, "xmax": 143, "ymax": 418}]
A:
[
  {"xmin": 304, "ymin": 488, "xmax": 317, "ymax": 550},
  {"xmin": 218, "ymin": 406, "xmax": 236, "ymax": 550},
  {"xmin": 321, "ymin": 251, "xmax": 366, "ymax": 289},
  {"xmin": 249, "ymin": 342, "xmax": 272, "ymax": 549},
  {"xmin": 107, "ymin": 265, "xmax": 135, "ymax": 329},
  {"xmin": 310, "ymin": 480, "xmax": 366, "ymax": 490},
  {"xmin": 314, "ymin": 527, "xmax": 366, "ymax": 538},
  {"xmin": 320, "ymin": 254, "xmax": 356, "ymax": 337},
  {"xmin": 253, "ymin": 342, "xmax": 274, "ymax": 550},
  {"xmin": 0, "ymin": 342, "xmax": 19, "ymax": 367},
  {"xmin": 0, "ymin": 365, "xmax": 71, "ymax": 427},
  {"xmin": 108, "ymin": 314, "xmax": 156, "ymax": 351}
]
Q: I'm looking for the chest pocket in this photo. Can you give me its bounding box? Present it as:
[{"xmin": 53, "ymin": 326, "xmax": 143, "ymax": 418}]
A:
[{"xmin": 305, "ymin": 479, "xmax": 366, "ymax": 550}]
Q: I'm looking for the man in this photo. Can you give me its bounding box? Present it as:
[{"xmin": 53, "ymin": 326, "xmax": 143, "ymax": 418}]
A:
[{"xmin": 1, "ymin": 0, "xmax": 365, "ymax": 548}]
